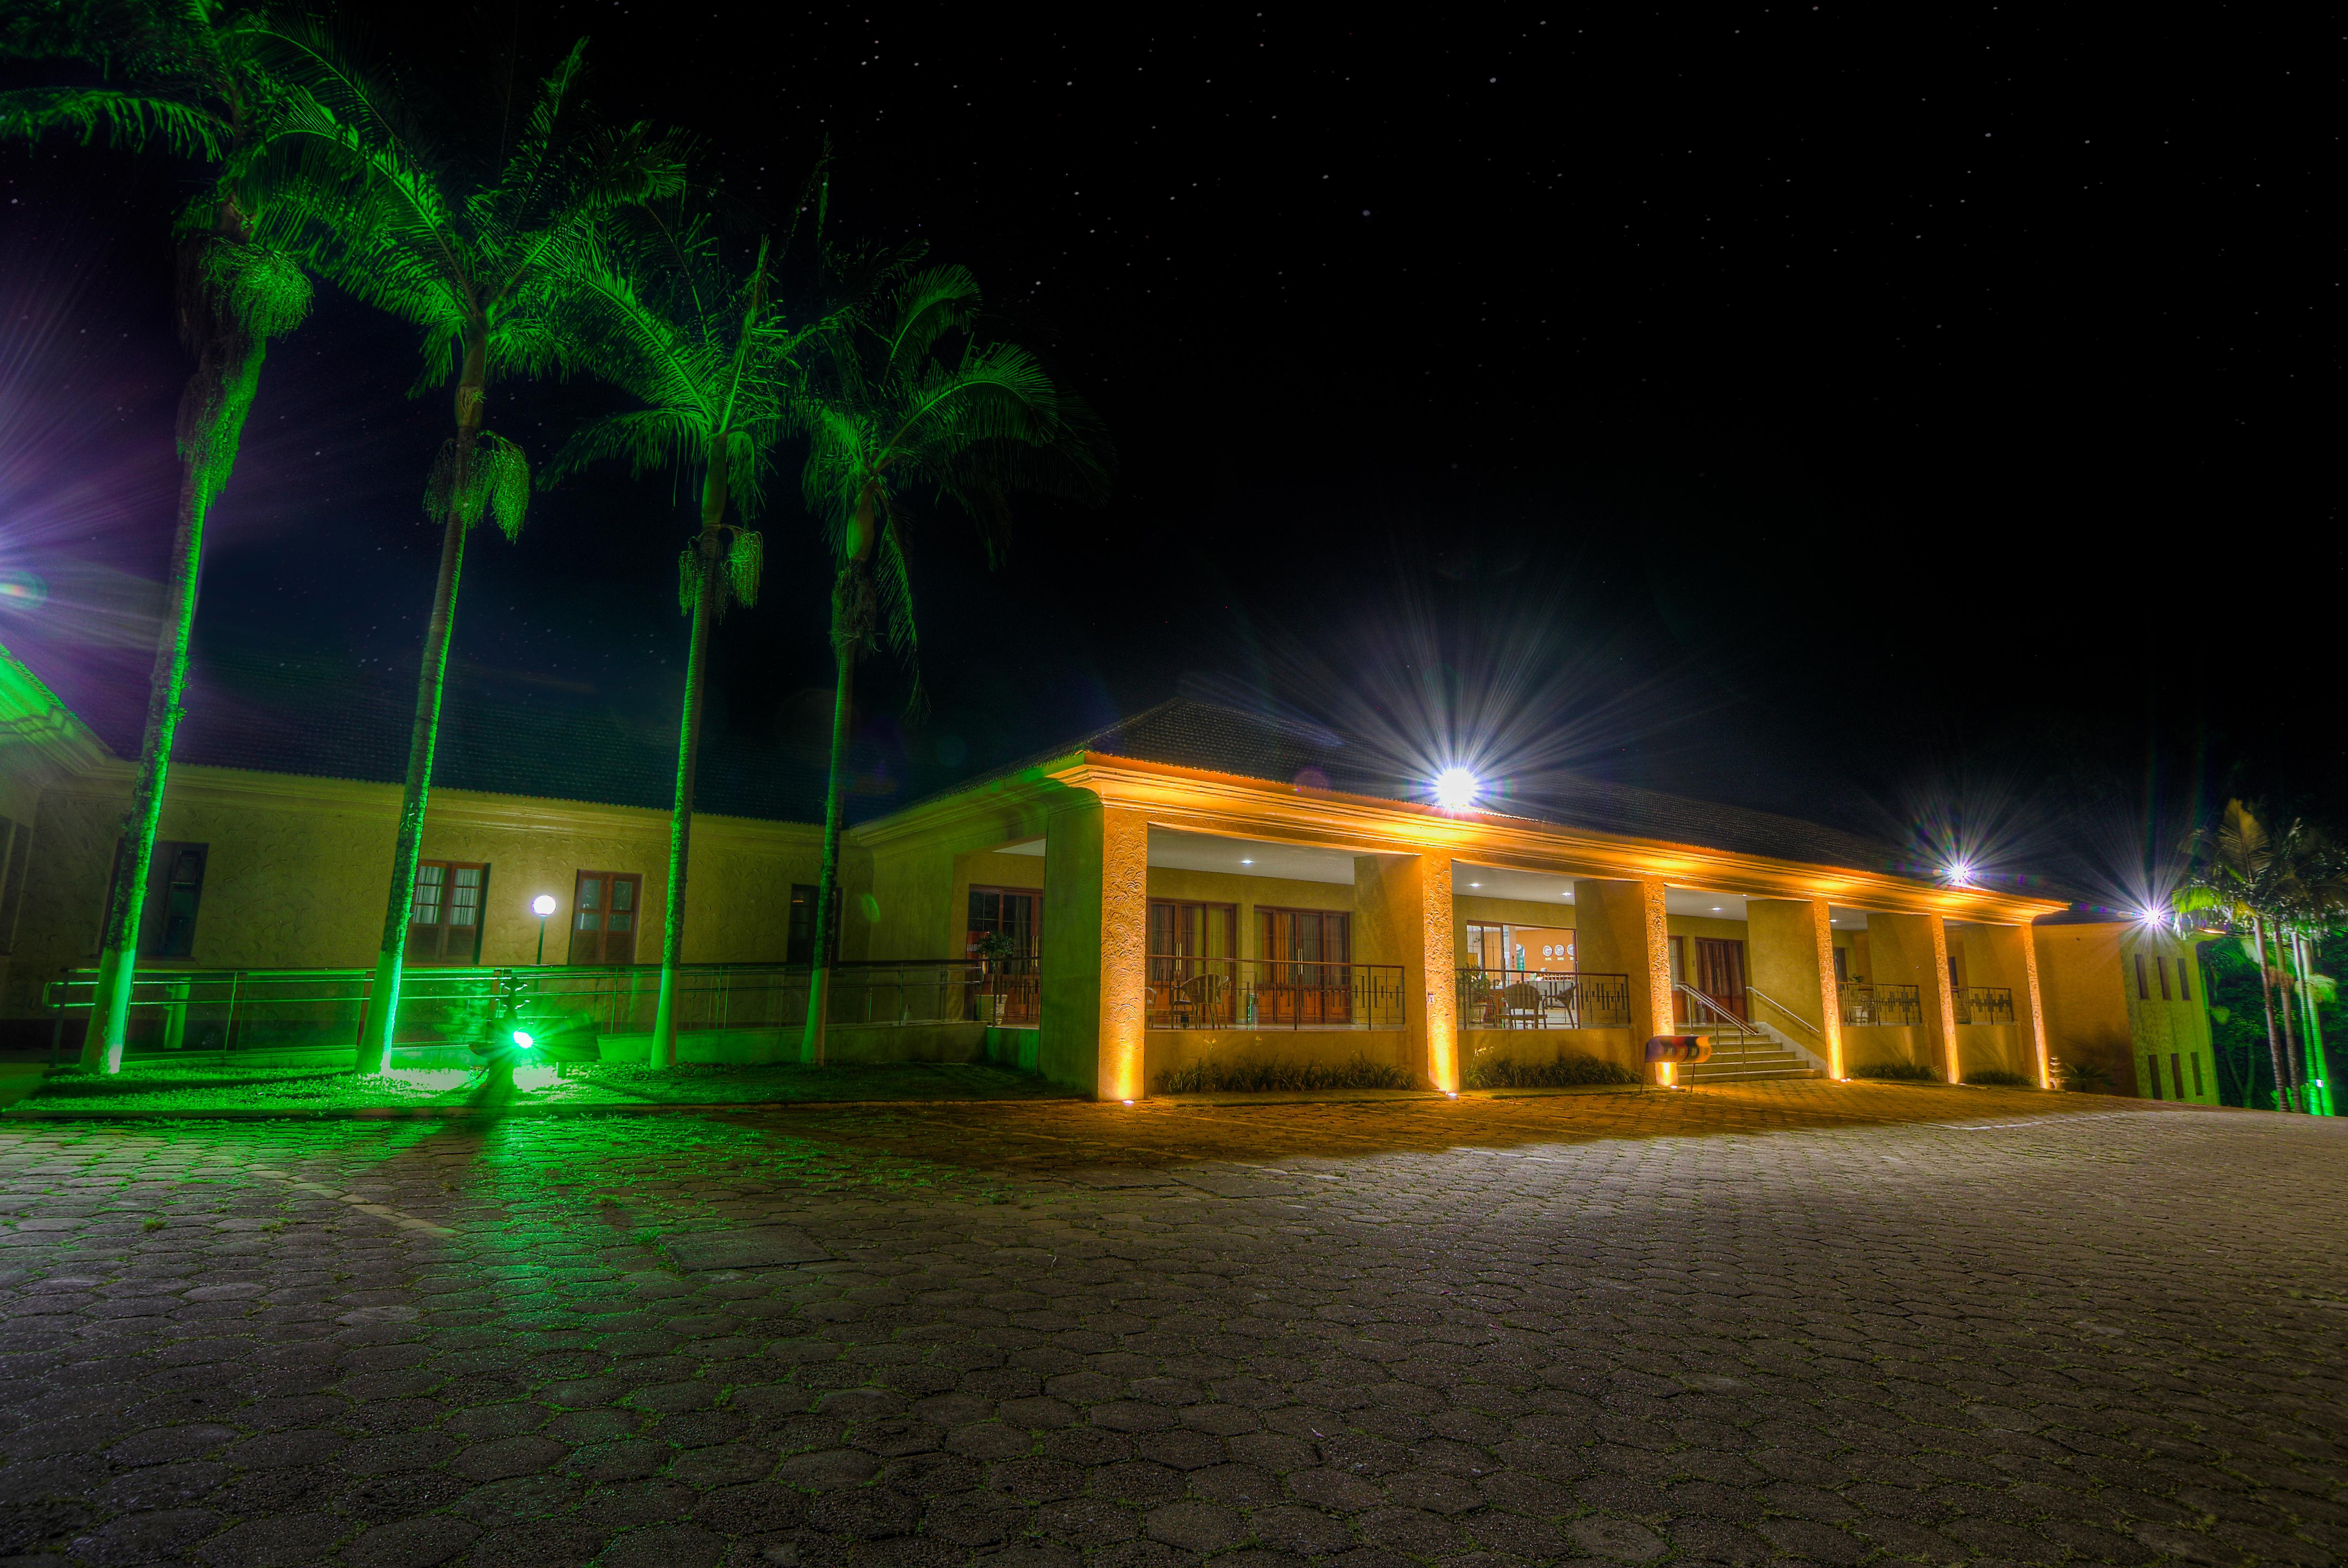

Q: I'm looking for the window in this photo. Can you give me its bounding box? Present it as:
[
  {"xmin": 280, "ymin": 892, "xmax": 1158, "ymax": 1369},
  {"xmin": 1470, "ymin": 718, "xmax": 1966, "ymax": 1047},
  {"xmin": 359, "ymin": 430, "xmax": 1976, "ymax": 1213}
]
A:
[
  {"xmin": 2178, "ymin": 958, "xmax": 2191, "ymax": 1002},
  {"xmin": 2146, "ymin": 1054, "xmax": 2161, "ymax": 1100},
  {"xmin": 972, "ymin": 887, "xmax": 1044, "ymax": 961},
  {"xmin": 1258, "ymin": 907, "xmax": 1348, "ymax": 966},
  {"xmin": 2191, "ymin": 1053, "xmax": 2204, "ymax": 1096},
  {"xmin": 1148, "ymin": 899, "xmax": 1233, "ymax": 964},
  {"xmin": 2156, "ymin": 956, "xmax": 2172, "ymax": 1000},
  {"xmin": 1832, "ymin": 946, "xmax": 1849, "ymax": 984},
  {"xmin": 569, "ymin": 870, "xmax": 642, "ymax": 965},
  {"xmin": 142, "ymin": 842, "xmax": 206, "ymax": 958},
  {"xmin": 787, "ymin": 883, "xmax": 839, "ymax": 966},
  {"xmin": 2133, "ymin": 953, "xmax": 2149, "ymax": 1000},
  {"xmin": 0, "ymin": 817, "xmax": 28, "ymax": 954},
  {"xmin": 2170, "ymin": 1053, "xmax": 2185, "ymax": 1099},
  {"xmin": 1255, "ymin": 907, "xmax": 1351, "ymax": 1025},
  {"xmin": 408, "ymin": 860, "xmax": 488, "ymax": 964}
]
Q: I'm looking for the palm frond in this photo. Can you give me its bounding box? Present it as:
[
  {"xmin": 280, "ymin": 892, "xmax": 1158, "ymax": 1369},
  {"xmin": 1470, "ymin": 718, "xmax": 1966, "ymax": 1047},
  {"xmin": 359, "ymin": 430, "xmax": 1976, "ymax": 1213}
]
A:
[
  {"xmin": 676, "ymin": 547, "xmax": 700, "ymax": 616},
  {"xmin": 883, "ymin": 263, "xmax": 978, "ymax": 377},
  {"xmin": 479, "ymin": 432, "xmax": 530, "ymax": 541},
  {"xmin": 0, "ymin": 83, "xmax": 224, "ymax": 156},
  {"xmin": 199, "ymin": 236, "xmax": 311, "ymax": 339},
  {"xmin": 542, "ymin": 407, "xmax": 705, "ymax": 488}
]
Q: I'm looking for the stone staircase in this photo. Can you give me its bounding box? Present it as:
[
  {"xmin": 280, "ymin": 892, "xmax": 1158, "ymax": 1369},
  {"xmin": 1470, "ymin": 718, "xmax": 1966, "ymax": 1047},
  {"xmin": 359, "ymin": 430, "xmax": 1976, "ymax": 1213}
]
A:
[{"xmin": 1673, "ymin": 985, "xmax": 1823, "ymax": 1083}]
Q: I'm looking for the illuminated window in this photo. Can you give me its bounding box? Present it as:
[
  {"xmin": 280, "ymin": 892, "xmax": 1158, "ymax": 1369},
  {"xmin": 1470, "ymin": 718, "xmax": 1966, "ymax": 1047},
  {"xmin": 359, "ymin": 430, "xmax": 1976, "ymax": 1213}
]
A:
[
  {"xmin": 569, "ymin": 870, "xmax": 641, "ymax": 965},
  {"xmin": 409, "ymin": 861, "xmax": 488, "ymax": 964}
]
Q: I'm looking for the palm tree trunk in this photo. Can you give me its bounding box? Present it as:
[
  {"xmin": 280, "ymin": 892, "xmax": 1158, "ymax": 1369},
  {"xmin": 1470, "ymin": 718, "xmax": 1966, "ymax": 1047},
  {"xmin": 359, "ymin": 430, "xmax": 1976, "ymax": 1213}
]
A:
[
  {"xmin": 2276, "ymin": 926, "xmax": 2307, "ymax": 1112},
  {"xmin": 799, "ymin": 562, "xmax": 862, "ymax": 1067},
  {"xmin": 361, "ymin": 333, "xmax": 487, "ymax": 1072},
  {"xmin": 85, "ymin": 329, "xmax": 268, "ymax": 1072},
  {"xmin": 651, "ymin": 518, "xmax": 721, "ymax": 1068},
  {"xmin": 2251, "ymin": 916, "xmax": 2294, "ymax": 1112},
  {"xmin": 2298, "ymin": 933, "xmax": 2331, "ymax": 1117}
]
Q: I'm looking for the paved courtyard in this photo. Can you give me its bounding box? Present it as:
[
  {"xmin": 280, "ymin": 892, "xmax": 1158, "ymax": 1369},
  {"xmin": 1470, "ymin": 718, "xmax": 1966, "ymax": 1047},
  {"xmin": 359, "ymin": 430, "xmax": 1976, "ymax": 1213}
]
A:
[{"xmin": 1, "ymin": 1083, "xmax": 2343, "ymax": 1568}]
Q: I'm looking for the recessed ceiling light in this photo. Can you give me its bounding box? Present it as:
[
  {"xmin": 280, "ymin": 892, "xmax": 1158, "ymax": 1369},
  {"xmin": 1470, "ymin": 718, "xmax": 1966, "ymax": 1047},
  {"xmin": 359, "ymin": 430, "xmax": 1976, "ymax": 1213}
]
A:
[
  {"xmin": 1240, "ymin": 858, "xmax": 1253, "ymax": 865},
  {"xmin": 1712, "ymin": 906, "xmax": 1723, "ymax": 912},
  {"xmin": 1468, "ymin": 882, "xmax": 1481, "ymax": 888}
]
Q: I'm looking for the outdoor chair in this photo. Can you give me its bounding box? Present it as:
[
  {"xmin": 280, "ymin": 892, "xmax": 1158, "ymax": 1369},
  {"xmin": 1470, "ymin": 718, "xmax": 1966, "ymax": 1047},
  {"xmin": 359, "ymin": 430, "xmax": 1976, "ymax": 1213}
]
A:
[
  {"xmin": 1174, "ymin": 971, "xmax": 1228, "ymax": 1028},
  {"xmin": 1499, "ymin": 982, "xmax": 1545, "ymax": 1028}
]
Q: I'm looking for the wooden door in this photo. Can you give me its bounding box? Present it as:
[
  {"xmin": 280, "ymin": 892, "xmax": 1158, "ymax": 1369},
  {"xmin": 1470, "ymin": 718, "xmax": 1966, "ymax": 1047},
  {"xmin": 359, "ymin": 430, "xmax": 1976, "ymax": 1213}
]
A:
[
  {"xmin": 1693, "ymin": 937, "xmax": 1747, "ymax": 1020},
  {"xmin": 408, "ymin": 861, "xmax": 488, "ymax": 964},
  {"xmin": 1256, "ymin": 908, "xmax": 1350, "ymax": 1025},
  {"xmin": 569, "ymin": 870, "xmax": 642, "ymax": 965}
]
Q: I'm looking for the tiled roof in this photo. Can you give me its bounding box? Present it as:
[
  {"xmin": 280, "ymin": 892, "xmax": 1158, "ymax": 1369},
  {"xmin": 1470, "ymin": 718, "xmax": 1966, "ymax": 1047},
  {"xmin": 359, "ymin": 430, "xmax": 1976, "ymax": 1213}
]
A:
[
  {"xmin": 153, "ymin": 648, "xmax": 838, "ymax": 823},
  {"xmin": 986, "ymin": 696, "xmax": 1948, "ymax": 882}
]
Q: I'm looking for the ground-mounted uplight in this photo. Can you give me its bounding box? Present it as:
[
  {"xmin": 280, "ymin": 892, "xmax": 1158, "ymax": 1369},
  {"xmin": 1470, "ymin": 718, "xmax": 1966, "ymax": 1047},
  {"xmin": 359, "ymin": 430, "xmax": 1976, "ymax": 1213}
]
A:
[
  {"xmin": 1434, "ymin": 767, "xmax": 1478, "ymax": 811},
  {"xmin": 511, "ymin": 1030, "xmax": 535, "ymax": 1051}
]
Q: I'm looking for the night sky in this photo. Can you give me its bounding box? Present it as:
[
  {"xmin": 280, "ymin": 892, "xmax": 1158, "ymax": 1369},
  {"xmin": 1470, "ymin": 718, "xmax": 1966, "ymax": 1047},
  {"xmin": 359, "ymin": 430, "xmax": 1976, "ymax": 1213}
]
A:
[{"xmin": 1, "ymin": 8, "xmax": 2337, "ymax": 901}]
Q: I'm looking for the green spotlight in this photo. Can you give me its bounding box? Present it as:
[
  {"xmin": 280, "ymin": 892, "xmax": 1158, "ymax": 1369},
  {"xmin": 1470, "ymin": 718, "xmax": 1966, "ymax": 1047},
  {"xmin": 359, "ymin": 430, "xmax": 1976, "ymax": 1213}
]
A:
[{"xmin": 512, "ymin": 1030, "xmax": 535, "ymax": 1050}]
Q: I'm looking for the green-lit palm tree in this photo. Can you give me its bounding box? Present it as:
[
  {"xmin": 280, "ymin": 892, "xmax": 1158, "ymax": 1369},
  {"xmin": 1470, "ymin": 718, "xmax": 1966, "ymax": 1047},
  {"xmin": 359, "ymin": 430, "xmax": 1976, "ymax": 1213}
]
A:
[
  {"xmin": 2182, "ymin": 799, "xmax": 2294, "ymax": 1110},
  {"xmin": 2266, "ymin": 819, "xmax": 2347, "ymax": 1114},
  {"xmin": 543, "ymin": 211, "xmax": 849, "ymax": 1065},
  {"xmin": 794, "ymin": 266, "xmax": 1112, "ymax": 1065},
  {"xmin": 3, "ymin": 0, "xmax": 315, "ymax": 1071},
  {"xmin": 255, "ymin": 34, "xmax": 684, "ymax": 1070}
]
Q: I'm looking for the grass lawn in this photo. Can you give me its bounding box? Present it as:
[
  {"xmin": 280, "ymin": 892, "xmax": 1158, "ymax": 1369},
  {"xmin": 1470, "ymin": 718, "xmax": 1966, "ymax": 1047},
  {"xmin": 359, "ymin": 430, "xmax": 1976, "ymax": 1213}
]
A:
[{"xmin": 0, "ymin": 1057, "xmax": 1076, "ymax": 1115}]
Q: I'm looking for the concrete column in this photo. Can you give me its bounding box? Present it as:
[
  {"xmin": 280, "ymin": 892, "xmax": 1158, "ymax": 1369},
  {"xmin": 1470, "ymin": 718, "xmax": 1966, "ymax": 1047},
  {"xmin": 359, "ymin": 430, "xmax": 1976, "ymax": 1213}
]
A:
[
  {"xmin": 1987, "ymin": 920, "xmax": 2052, "ymax": 1089},
  {"xmin": 1574, "ymin": 878, "xmax": 1672, "ymax": 1075},
  {"xmin": 1874, "ymin": 910, "xmax": 1958, "ymax": 1082},
  {"xmin": 1747, "ymin": 897, "xmax": 1841, "ymax": 1078},
  {"xmin": 1354, "ymin": 853, "xmax": 1457, "ymax": 1090},
  {"xmin": 1038, "ymin": 797, "xmax": 1148, "ymax": 1100}
]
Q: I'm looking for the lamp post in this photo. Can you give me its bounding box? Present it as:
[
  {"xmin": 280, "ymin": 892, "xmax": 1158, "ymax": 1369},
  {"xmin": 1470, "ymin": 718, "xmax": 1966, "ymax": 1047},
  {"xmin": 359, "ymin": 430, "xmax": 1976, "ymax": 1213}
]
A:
[{"xmin": 532, "ymin": 895, "xmax": 557, "ymax": 965}]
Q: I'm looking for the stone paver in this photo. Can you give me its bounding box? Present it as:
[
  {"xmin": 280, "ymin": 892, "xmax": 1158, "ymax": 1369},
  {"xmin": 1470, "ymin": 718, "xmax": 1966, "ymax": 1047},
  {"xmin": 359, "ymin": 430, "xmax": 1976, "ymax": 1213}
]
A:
[{"xmin": 0, "ymin": 1084, "xmax": 2342, "ymax": 1566}]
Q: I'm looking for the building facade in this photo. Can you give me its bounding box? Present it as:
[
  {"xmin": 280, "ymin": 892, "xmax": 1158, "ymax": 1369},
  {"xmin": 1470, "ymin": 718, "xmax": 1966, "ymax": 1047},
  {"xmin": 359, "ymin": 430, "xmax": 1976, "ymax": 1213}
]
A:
[{"xmin": 0, "ymin": 652, "xmax": 2224, "ymax": 1102}]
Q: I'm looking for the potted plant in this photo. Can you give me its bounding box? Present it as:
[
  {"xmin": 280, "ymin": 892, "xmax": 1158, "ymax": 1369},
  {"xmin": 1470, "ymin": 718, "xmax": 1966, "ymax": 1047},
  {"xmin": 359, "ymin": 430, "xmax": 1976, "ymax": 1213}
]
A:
[{"xmin": 974, "ymin": 932, "xmax": 1020, "ymax": 1024}]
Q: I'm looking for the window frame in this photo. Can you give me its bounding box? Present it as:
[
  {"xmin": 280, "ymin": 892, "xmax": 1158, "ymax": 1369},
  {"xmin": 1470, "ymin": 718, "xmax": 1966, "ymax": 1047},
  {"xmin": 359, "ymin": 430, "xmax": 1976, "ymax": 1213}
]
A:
[
  {"xmin": 407, "ymin": 859, "xmax": 490, "ymax": 966},
  {"xmin": 569, "ymin": 869, "xmax": 644, "ymax": 965}
]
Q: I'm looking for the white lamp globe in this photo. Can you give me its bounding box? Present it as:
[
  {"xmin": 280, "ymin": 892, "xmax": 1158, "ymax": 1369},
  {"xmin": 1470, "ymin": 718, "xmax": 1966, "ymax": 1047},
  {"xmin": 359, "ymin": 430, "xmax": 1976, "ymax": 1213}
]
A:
[
  {"xmin": 532, "ymin": 895, "xmax": 557, "ymax": 917},
  {"xmin": 1434, "ymin": 767, "xmax": 1478, "ymax": 811}
]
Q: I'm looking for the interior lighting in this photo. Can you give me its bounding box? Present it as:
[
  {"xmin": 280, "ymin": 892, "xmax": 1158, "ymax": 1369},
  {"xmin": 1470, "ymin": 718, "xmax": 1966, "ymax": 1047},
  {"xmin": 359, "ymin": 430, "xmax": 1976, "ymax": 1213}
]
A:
[
  {"xmin": 1434, "ymin": 767, "xmax": 1478, "ymax": 811},
  {"xmin": 1469, "ymin": 882, "xmax": 1481, "ymax": 888},
  {"xmin": 1711, "ymin": 906, "xmax": 1723, "ymax": 912},
  {"xmin": 1121, "ymin": 1098, "xmax": 1134, "ymax": 1106},
  {"xmin": 1240, "ymin": 858, "xmax": 1253, "ymax": 865}
]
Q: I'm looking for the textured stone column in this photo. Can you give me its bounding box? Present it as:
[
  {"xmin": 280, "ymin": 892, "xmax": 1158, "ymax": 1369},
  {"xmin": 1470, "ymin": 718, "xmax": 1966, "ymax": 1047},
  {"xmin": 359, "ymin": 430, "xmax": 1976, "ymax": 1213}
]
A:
[
  {"xmin": 1574, "ymin": 878, "xmax": 1672, "ymax": 1076},
  {"xmin": 1875, "ymin": 910, "xmax": 1959, "ymax": 1082},
  {"xmin": 1039, "ymin": 797, "xmax": 1149, "ymax": 1100},
  {"xmin": 1748, "ymin": 897, "xmax": 1841, "ymax": 1078},
  {"xmin": 1354, "ymin": 853, "xmax": 1457, "ymax": 1090},
  {"xmin": 1988, "ymin": 920, "xmax": 2052, "ymax": 1088}
]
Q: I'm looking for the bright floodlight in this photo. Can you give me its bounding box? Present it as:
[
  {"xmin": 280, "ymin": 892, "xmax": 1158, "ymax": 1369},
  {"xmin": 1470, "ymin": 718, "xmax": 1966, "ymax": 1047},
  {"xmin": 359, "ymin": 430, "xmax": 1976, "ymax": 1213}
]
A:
[
  {"xmin": 1434, "ymin": 767, "xmax": 1478, "ymax": 811},
  {"xmin": 531, "ymin": 895, "xmax": 557, "ymax": 917},
  {"xmin": 512, "ymin": 1030, "xmax": 535, "ymax": 1050},
  {"xmin": 1945, "ymin": 860, "xmax": 1975, "ymax": 886}
]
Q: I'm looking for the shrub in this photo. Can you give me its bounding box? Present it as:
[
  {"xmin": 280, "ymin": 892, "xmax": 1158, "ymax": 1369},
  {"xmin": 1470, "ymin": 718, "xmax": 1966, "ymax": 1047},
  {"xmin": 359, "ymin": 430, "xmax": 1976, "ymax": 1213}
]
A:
[
  {"xmin": 1463, "ymin": 1053, "xmax": 1639, "ymax": 1089},
  {"xmin": 1962, "ymin": 1068, "xmax": 2031, "ymax": 1087},
  {"xmin": 1850, "ymin": 1060, "xmax": 1938, "ymax": 1082},
  {"xmin": 1153, "ymin": 1056, "xmax": 1411, "ymax": 1094},
  {"xmin": 2056, "ymin": 1057, "xmax": 2112, "ymax": 1092}
]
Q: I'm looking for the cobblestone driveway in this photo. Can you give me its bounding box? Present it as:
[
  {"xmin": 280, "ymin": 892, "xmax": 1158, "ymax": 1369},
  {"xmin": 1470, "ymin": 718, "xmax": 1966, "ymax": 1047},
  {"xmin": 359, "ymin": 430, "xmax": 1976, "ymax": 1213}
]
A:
[{"xmin": 2, "ymin": 1084, "xmax": 2342, "ymax": 1568}]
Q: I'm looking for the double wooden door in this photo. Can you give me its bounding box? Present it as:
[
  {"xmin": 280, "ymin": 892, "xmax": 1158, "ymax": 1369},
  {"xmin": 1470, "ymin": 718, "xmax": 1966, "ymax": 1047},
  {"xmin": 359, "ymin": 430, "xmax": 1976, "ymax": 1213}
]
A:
[
  {"xmin": 1692, "ymin": 937, "xmax": 1747, "ymax": 1020},
  {"xmin": 569, "ymin": 870, "xmax": 642, "ymax": 965}
]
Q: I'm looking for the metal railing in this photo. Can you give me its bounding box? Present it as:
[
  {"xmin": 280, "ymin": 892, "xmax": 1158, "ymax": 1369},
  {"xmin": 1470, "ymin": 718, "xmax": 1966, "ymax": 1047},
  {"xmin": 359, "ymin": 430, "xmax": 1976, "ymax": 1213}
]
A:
[
  {"xmin": 1145, "ymin": 957, "xmax": 1405, "ymax": 1030},
  {"xmin": 1842, "ymin": 982, "xmax": 1922, "ymax": 1027},
  {"xmin": 1455, "ymin": 970, "xmax": 1632, "ymax": 1029},
  {"xmin": 1743, "ymin": 985, "xmax": 1834, "ymax": 1075},
  {"xmin": 43, "ymin": 959, "xmax": 1024, "ymax": 1059},
  {"xmin": 1673, "ymin": 982, "xmax": 1778, "ymax": 1071},
  {"xmin": 1954, "ymin": 985, "xmax": 2015, "ymax": 1025}
]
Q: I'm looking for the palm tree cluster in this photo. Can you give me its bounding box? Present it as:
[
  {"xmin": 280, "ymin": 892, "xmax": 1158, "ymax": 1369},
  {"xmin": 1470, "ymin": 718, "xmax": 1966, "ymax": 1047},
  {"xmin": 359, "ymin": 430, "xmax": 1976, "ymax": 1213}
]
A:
[
  {"xmin": 2179, "ymin": 800, "xmax": 2346, "ymax": 1113},
  {"xmin": 5, "ymin": 2, "xmax": 1112, "ymax": 1073}
]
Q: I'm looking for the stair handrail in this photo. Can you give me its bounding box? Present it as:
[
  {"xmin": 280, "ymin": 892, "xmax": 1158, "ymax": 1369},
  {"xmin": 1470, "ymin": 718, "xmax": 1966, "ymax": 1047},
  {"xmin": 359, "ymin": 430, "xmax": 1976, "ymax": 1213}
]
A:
[
  {"xmin": 1743, "ymin": 986, "xmax": 1836, "ymax": 1077},
  {"xmin": 1672, "ymin": 981, "xmax": 1766, "ymax": 1065}
]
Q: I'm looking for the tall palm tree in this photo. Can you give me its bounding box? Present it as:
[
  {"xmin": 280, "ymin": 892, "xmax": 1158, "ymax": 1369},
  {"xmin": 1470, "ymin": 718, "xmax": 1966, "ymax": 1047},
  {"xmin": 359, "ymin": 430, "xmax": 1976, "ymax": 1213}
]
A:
[
  {"xmin": 2268, "ymin": 820, "xmax": 2347, "ymax": 1114},
  {"xmin": 3, "ymin": 0, "xmax": 315, "ymax": 1071},
  {"xmin": 792, "ymin": 266, "xmax": 1112, "ymax": 1065},
  {"xmin": 543, "ymin": 212, "xmax": 843, "ymax": 1065},
  {"xmin": 256, "ymin": 35, "xmax": 684, "ymax": 1070},
  {"xmin": 2182, "ymin": 799, "xmax": 2293, "ymax": 1110}
]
